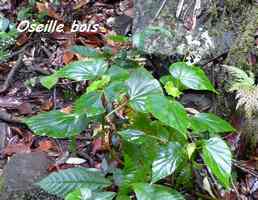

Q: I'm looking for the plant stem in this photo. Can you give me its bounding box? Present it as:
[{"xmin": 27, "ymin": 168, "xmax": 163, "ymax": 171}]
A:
[{"xmin": 105, "ymin": 100, "xmax": 128, "ymax": 120}]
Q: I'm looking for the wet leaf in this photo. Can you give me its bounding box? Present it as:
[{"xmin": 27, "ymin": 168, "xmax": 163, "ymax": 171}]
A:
[
  {"xmin": 126, "ymin": 68, "xmax": 163, "ymax": 112},
  {"xmin": 169, "ymin": 62, "xmax": 216, "ymax": 92},
  {"xmin": 37, "ymin": 167, "xmax": 111, "ymax": 197},
  {"xmin": 23, "ymin": 111, "xmax": 88, "ymax": 138},
  {"xmin": 202, "ymin": 137, "xmax": 232, "ymax": 188},
  {"xmin": 146, "ymin": 95, "xmax": 189, "ymax": 138},
  {"xmin": 152, "ymin": 142, "xmax": 186, "ymax": 183},
  {"xmin": 133, "ymin": 183, "xmax": 185, "ymax": 200}
]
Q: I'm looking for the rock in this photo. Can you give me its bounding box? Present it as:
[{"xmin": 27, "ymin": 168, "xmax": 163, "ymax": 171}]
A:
[
  {"xmin": 0, "ymin": 152, "xmax": 61, "ymax": 200},
  {"xmin": 133, "ymin": 0, "xmax": 254, "ymax": 64},
  {"xmin": 180, "ymin": 92, "xmax": 212, "ymax": 112},
  {"xmin": 3, "ymin": 152, "xmax": 51, "ymax": 192},
  {"xmin": 0, "ymin": 122, "xmax": 8, "ymax": 151}
]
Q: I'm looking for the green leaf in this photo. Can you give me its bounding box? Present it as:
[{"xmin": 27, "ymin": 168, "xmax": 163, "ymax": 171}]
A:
[
  {"xmin": 118, "ymin": 129, "xmax": 146, "ymax": 144},
  {"xmin": 37, "ymin": 167, "xmax": 112, "ymax": 197},
  {"xmin": 107, "ymin": 35, "xmax": 129, "ymax": 43},
  {"xmin": 169, "ymin": 62, "xmax": 216, "ymax": 92},
  {"xmin": 133, "ymin": 183, "xmax": 185, "ymax": 200},
  {"xmin": 152, "ymin": 142, "xmax": 186, "ymax": 183},
  {"xmin": 107, "ymin": 65, "xmax": 129, "ymax": 81},
  {"xmin": 164, "ymin": 81, "xmax": 182, "ymax": 98},
  {"xmin": 86, "ymin": 75, "xmax": 110, "ymax": 93},
  {"xmin": 70, "ymin": 45, "xmax": 104, "ymax": 58},
  {"xmin": 74, "ymin": 91, "xmax": 105, "ymax": 117},
  {"xmin": 65, "ymin": 189, "xmax": 81, "ymax": 200},
  {"xmin": 66, "ymin": 188, "xmax": 115, "ymax": 200},
  {"xmin": 104, "ymin": 81, "xmax": 127, "ymax": 102},
  {"xmin": 57, "ymin": 59, "xmax": 108, "ymax": 81},
  {"xmin": 146, "ymin": 95, "xmax": 189, "ymax": 138},
  {"xmin": 202, "ymin": 137, "xmax": 232, "ymax": 188},
  {"xmin": 116, "ymin": 194, "xmax": 131, "ymax": 200},
  {"xmin": 126, "ymin": 68, "xmax": 163, "ymax": 112},
  {"xmin": 190, "ymin": 113, "xmax": 235, "ymax": 134},
  {"xmin": 23, "ymin": 111, "xmax": 88, "ymax": 138},
  {"xmin": 40, "ymin": 74, "xmax": 59, "ymax": 89}
]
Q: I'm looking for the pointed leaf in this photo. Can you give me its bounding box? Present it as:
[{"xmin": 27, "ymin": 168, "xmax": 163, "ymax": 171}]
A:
[
  {"xmin": 104, "ymin": 81, "xmax": 127, "ymax": 102},
  {"xmin": 126, "ymin": 68, "xmax": 163, "ymax": 112},
  {"xmin": 146, "ymin": 95, "xmax": 189, "ymax": 138},
  {"xmin": 133, "ymin": 183, "xmax": 185, "ymax": 200},
  {"xmin": 40, "ymin": 74, "xmax": 59, "ymax": 89},
  {"xmin": 70, "ymin": 45, "xmax": 104, "ymax": 58},
  {"xmin": 66, "ymin": 188, "xmax": 115, "ymax": 200},
  {"xmin": 23, "ymin": 111, "xmax": 88, "ymax": 138},
  {"xmin": 74, "ymin": 91, "xmax": 105, "ymax": 117},
  {"xmin": 118, "ymin": 129, "xmax": 146, "ymax": 144},
  {"xmin": 169, "ymin": 62, "xmax": 216, "ymax": 92},
  {"xmin": 152, "ymin": 142, "xmax": 186, "ymax": 183},
  {"xmin": 202, "ymin": 137, "xmax": 232, "ymax": 188},
  {"xmin": 37, "ymin": 168, "xmax": 111, "ymax": 197},
  {"xmin": 190, "ymin": 113, "xmax": 235, "ymax": 134},
  {"xmin": 58, "ymin": 59, "xmax": 108, "ymax": 81}
]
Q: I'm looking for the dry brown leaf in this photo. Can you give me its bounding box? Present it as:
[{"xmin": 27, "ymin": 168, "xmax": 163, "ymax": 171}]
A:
[
  {"xmin": 3, "ymin": 143, "xmax": 31, "ymax": 156},
  {"xmin": 73, "ymin": 0, "xmax": 90, "ymax": 10},
  {"xmin": 61, "ymin": 106, "xmax": 73, "ymax": 114},
  {"xmin": 63, "ymin": 51, "xmax": 75, "ymax": 64},
  {"xmin": 38, "ymin": 140, "xmax": 53, "ymax": 152},
  {"xmin": 36, "ymin": 2, "xmax": 63, "ymax": 20}
]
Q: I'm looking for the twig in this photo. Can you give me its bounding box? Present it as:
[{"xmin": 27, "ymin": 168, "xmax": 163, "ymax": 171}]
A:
[
  {"xmin": 0, "ymin": 44, "xmax": 31, "ymax": 93},
  {"xmin": 105, "ymin": 100, "xmax": 128, "ymax": 120},
  {"xmin": 152, "ymin": 0, "xmax": 167, "ymax": 22}
]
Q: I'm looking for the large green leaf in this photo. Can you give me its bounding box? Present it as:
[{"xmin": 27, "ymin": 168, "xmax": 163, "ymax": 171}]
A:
[
  {"xmin": 23, "ymin": 111, "xmax": 88, "ymax": 138},
  {"xmin": 169, "ymin": 62, "xmax": 216, "ymax": 92},
  {"xmin": 107, "ymin": 65, "xmax": 129, "ymax": 81},
  {"xmin": 146, "ymin": 95, "xmax": 189, "ymax": 138},
  {"xmin": 202, "ymin": 137, "xmax": 232, "ymax": 188},
  {"xmin": 104, "ymin": 81, "xmax": 127, "ymax": 102},
  {"xmin": 126, "ymin": 68, "xmax": 163, "ymax": 112},
  {"xmin": 66, "ymin": 188, "xmax": 115, "ymax": 200},
  {"xmin": 74, "ymin": 91, "xmax": 105, "ymax": 117},
  {"xmin": 152, "ymin": 142, "xmax": 186, "ymax": 183},
  {"xmin": 40, "ymin": 74, "xmax": 59, "ymax": 89},
  {"xmin": 190, "ymin": 113, "xmax": 235, "ymax": 134},
  {"xmin": 133, "ymin": 183, "xmax": 185, "ymax": 200},
  {"xmin": 107, "ymin": 35, "xmax": 129, "ymax": 43},
  {"xmin": 70, "ymin": 45, "xmax": 104, "ymax": 58},
  {"xmin": 57, "ymin": 59, "xmax": 108, "ymax": 81},
  {"xmin": 37, "ymin": 168, "xmax": 111, "ymax": 197},
  {"xmin": 118, "ymin": 129, "xmax": 146, "ymax": 145}
]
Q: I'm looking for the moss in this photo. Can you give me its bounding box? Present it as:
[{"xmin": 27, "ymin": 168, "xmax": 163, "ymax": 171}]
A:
[{"xmin": 225, "ymin": 5, "xmax": 258, "ymax": 73}]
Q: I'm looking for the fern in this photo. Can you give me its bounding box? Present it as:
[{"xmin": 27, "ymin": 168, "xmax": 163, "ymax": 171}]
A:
[{"xmin": 224, "ymin": 65, "xmax": 258, "ymax": 118}]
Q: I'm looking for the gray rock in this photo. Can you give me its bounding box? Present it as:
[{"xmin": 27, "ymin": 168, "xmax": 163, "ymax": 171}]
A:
[
  {"xmin": 0, "ymin": 122, "xmax": 9, "ymax": 151},
  {"xmin": 3, "ymin": 152, "xmax": 52, "ymax": 192},
  {"xmin": 133, "ymin": 0, "xmax": 238, "ymax": 64},
  {"xmin": 0, "ymin": 152, "xmax": 62, "ymax": 200}
]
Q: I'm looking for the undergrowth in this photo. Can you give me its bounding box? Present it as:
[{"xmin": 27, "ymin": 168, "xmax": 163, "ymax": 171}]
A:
[{"xmin": 23, "ymin": 29, "xmax": 236, "ymax": 200}]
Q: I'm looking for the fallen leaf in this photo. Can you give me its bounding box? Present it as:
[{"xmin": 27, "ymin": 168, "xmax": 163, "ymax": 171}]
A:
[
  {"xmin": 38, "ymin": 140, "xmax": 53, "ymax": 152},
  {"xmin": 3, "ymin": 143, "xmax": 31, "ymax": 156},
  {"xmin": 63, "ymin": 51, "xmax": 74, "ymax": 64},
  {"xmin": 92, "ymin": 138, "xmax": 103, "ymax": 154}
]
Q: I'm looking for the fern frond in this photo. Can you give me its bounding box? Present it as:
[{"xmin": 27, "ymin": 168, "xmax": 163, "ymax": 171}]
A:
[
  {"xmin": 223, "ymin": 65, "xmax": 258, "ymax": 118},
  {"xmin": 223, "ymin": 65, "xmax": 255, "ymax": 90},
  {"xmin": 235, "ymin": 86, "xmax": 258, "ymax": 118}
]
